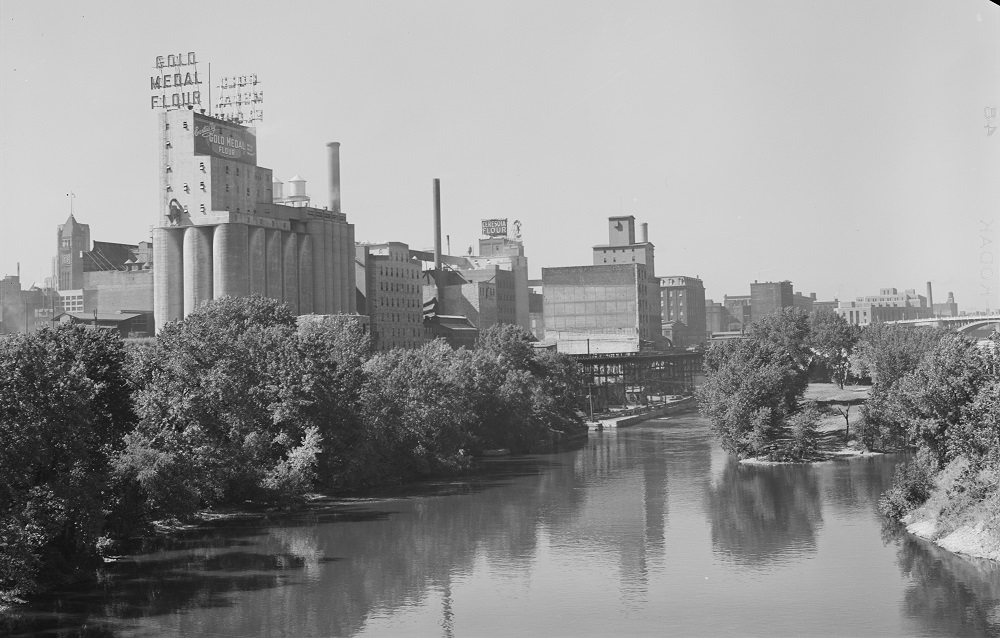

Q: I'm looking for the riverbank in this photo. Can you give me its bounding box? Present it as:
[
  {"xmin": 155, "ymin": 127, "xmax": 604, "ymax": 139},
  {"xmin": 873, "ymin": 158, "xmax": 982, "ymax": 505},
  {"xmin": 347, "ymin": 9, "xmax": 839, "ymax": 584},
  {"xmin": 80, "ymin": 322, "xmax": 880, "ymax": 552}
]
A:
[
  {"xmin": 586, "ymin": 396, "xmax": 696, "ymax": 429},
  {"xmin": 902, "ymin": 459, "xmax": 1000, "ymax": 562}
]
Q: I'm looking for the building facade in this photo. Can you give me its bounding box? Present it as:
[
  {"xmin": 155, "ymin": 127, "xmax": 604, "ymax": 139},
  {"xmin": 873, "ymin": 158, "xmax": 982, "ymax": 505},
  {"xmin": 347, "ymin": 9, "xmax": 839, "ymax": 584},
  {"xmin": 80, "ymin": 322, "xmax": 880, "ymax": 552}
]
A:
[
  {"xmin": 835, "ymin": 287, "xmax": 933, "ymax": 326},
  {"xmin": 357, "ymin": 242, "xmax": 425, "ymax": 351},
  {"xmin": 152, "ymin": 111, "xmax": 355, "ymax": 332},
  {"xmin": 542, "ymin": 263, "xmax": 659, "ymax": 354},
  {"xmin": 750, "ymin": 280, "xmax": 794, "ymax": 324},
  {"xmin": 660, "ymin": 275, "xmax": 706, "ymax": 346}
]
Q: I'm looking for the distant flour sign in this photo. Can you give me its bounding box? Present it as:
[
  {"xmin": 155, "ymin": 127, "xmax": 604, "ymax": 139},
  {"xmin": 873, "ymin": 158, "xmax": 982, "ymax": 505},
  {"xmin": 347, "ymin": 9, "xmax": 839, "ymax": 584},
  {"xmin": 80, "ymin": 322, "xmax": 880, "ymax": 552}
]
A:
[
  {"xmin": 150, "ymin": 52, "xmax": 203, "ymax": 110},
  {"xmin": 193, "ymin": 113, "xmax": 257, "ymax": 165},
  {"xmin": 481, "ymin": 218, "xmax": 508, "ymax": 237}
]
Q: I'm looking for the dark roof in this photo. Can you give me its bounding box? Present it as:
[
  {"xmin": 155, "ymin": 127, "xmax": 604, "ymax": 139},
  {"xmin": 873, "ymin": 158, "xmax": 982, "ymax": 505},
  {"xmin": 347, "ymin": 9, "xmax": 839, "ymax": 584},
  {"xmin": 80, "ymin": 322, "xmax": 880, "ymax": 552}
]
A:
[
  {"xmin": 84, "ymin": 241, "xmax": 139, "ymax": 271},
  {"xmin": 58, "ymin": 311, "xmax": 142, "ymax": 322}
]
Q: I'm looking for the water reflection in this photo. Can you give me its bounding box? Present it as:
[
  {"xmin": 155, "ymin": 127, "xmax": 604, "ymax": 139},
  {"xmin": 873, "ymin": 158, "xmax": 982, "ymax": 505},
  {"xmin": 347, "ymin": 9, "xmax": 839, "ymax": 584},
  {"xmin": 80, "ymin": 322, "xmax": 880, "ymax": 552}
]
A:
[
  {"xmin": 6, "ymin": 419, "xmax": 1000, "ymax": 638},
  {"xmin": 706, "ymin": 458, "xmax": 823, "ymax": 568},
  {"xmin": 891, "ymin": 527, "xmax": 1000, "ymax": 637}
]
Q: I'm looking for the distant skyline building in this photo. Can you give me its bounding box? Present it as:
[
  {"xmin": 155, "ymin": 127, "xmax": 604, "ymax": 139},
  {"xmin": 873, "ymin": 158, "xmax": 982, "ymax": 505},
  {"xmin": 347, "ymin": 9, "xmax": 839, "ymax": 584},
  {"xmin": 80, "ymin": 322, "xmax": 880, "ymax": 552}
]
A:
[
  {"xmin": 835, "ymin": 286, "xmax": 934, "ymax": 326},
  {"xmin": 750, "ymin": 280, "xmax": 794, "ymax": 324},
  {"xmin": 933, "ymin": 292, "xmax": 959, "ymax": 318}
]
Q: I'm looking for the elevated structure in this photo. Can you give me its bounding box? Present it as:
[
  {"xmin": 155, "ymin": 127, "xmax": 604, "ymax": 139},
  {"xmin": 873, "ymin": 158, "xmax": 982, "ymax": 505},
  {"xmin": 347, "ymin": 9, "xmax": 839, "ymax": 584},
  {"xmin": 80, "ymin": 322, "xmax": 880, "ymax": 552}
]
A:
[{"xmin": 153, "ymin": 111, "xmax": 355, "ymax": 331}]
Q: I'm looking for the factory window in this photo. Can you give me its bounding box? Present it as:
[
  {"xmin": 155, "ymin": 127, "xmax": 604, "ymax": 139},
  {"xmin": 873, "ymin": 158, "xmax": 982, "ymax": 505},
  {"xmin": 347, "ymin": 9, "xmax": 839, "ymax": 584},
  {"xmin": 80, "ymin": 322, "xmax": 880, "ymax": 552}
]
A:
[
  {"xmin": 200, "ymin": 204, "xmax": 206, "ymax": 213},
  {"xmin": 199, "ymin": 162, "xmax": 206, "ymax": 172},
  {"xmin": 166, "ymin": 165, "xmax": 172, "ymax": 172},
  {"xmin": 199, "ymin": 182, "xmax": 206, "ymax": 191},
  {"xmin": 183, "ymin": 183, "xmax": 190, "ymax": 193},
  {"xmin": 226, "ymin": 184, "xmax": 230, "ymax": 192},
  {"xmin": 225, "ymin": 166, "xmax": 230, "ymax": 175},
  {"xmin": 165, "ymin": 141, "xmax": 172, "ymax": 148}
]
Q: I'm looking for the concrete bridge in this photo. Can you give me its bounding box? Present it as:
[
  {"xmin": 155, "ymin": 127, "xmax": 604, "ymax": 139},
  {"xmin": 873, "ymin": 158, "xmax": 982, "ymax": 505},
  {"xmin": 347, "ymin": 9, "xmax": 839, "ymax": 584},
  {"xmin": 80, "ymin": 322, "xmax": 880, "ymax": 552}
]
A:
[{"xmin": 885, "ymin": 314, "xmax": 1000, "ymax": 339}]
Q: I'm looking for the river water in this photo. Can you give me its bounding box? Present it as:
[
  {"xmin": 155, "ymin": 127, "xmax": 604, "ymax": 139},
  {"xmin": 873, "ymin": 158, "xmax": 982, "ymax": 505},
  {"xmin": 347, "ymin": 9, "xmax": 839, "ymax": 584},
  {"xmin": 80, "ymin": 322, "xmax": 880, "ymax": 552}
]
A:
[{"xmin": 7, "ymin": 414, "xmax": 1000, "ymax": 637}]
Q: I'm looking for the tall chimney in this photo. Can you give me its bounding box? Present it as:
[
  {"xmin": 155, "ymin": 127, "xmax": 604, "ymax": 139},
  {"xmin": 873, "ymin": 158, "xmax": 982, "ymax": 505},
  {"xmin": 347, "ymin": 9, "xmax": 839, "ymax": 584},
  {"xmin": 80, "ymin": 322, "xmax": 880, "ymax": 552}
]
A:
[
  {"xmin": 433, "ymin": 178, "xmax": 442, "ymax": 302},
  {"xmin": 640, "ymin": 222, "xmax": 648, "ymax": 243},
  {"xmin": 926, "ymin": 281, "xmax": 933, "ymax": 313},
  {"xmin": 327, "ymin": 142, "xmax": 341, "ymax": 213}
]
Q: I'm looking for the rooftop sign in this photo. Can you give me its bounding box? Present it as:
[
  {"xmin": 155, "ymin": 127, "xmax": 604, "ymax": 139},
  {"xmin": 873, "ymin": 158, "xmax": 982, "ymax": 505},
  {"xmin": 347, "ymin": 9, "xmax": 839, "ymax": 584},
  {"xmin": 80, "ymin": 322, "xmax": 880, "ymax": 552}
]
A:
[
  {"xmin": 150, "ymin": 51, "xmax": 203, "ymax": 110},
  {"xmin": 481, "ymin": 218, "xmax": 508, "ymax": 237},
  {"xmin": 214, "ymin": 74, "xmax": 263, "ymax": 125}
]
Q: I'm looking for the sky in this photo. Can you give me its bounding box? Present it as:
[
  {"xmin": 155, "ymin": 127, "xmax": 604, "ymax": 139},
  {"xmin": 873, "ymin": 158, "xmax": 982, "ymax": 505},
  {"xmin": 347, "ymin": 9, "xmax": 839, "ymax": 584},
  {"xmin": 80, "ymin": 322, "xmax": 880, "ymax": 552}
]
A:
[{"xmin": 1, "ymin": 0, "xmax": 998, "ymax": 311}]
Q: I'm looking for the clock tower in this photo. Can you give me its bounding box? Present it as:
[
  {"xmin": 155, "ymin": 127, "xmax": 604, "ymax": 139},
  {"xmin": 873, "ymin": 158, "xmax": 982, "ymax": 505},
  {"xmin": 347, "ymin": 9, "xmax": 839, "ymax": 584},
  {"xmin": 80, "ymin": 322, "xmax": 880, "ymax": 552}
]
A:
[{"xmin": 56, "ymin": 214, "xmax": 90, "ymax": 290}]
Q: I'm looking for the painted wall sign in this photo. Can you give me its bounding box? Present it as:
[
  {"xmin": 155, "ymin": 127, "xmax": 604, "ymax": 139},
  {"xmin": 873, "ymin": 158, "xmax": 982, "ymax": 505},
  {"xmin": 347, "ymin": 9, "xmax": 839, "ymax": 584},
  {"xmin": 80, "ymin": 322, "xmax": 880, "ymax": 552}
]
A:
[
  {"xmin": 481, "ymin": 218, "xmax": 508, "ymax": 237},
  {"xmin": 192, "ymin": 113, "xmax": 257, "ymax": 165},
  {"xmin": 150, "ymin": 51, "xmax": 203, "ymax": 110}
]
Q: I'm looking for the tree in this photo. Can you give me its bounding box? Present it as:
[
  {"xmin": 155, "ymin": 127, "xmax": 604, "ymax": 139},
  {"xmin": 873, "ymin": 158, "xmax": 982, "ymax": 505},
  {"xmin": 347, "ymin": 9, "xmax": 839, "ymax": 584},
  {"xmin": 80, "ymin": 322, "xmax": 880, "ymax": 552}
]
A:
[
  {"xmin": 359, "ymin": 341, "xmax": 477, "ymax": 481},
  {"xmin": 698, "ymin": 338, "xmax": 807, "ymax": 457},
  {"xmin": 0, "ymin": 326, "xmax": 132, "ymax": 600},
  {"xmin": 854, "ymin": 323, "xmax": 947, "ymax": 451},
  {"xmin": 889, "ymin": 335, "xmax": 992, "ymax": 469},
  {"xmin": 746, "ymin": 307, "xmax": 813, "ymax": 373},
  {"xmin": 808, "ymin": 310, "xmax": 859, "ymax": 388},
  {"xmin": 120, "ymin": 296, "xmax": 332, "ymax": 517}
]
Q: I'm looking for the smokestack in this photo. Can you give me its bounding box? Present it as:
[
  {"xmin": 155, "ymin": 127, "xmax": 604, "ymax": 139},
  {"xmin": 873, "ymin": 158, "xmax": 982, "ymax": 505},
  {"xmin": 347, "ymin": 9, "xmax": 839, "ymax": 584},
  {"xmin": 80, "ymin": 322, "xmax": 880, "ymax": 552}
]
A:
[
  {"xmin": 640, "ymin": 222, "xmax": 648, "ymax": 243},
  {"xmin": 327, "ymin": 142, "xmax": 341, "ymax": 213},
  {"xmin": 926, "ymin": 281, "xmax": 933, "ymax": 311},
  {"xmin": 433, "ymin": 178, "xmax": 442, "ymax": 302}
]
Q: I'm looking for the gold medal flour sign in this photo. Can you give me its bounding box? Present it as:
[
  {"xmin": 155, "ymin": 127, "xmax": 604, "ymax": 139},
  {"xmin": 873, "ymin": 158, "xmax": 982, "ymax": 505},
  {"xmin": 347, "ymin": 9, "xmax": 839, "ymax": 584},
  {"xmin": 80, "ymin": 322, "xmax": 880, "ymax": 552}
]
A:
[
  {"xmin": 150, "ymin": 52, "xmax": 203, "ymax": 110},
  {"xmin": 192, "ymin": 113, "xmax": 257, "ymax": 165}
]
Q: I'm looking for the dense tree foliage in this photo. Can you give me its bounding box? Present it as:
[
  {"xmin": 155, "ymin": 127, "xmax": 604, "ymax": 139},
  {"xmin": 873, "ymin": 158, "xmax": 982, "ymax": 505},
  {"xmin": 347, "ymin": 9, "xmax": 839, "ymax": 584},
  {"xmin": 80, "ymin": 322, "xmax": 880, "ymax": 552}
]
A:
[
  {"xmin": 1, "ymin": 297, "xmax": 585, "ymax": 601},
  {"xmin": 870, "ymin": 332, "xmax": 1000, "ymax": 530},
  {"xmin": 853, "ymin": 324, "xmax": 952, "ymax": 451},
  {"xmin": 807, "ymin": 310, "xmax": 859, "ymax": 388},
  {"xmin": 698, "ymin": 338, "xmax": 808, "ymax": 458},
  {"xmin": 0, "ymin": 326, "xmax": 132, "ymax": 601}
]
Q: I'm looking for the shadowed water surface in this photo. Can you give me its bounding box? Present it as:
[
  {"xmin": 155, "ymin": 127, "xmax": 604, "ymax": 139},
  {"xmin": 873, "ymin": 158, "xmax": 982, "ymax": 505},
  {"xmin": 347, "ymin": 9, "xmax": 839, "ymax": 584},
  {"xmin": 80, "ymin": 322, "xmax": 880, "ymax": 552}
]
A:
[{"xmin": 6, "ymin": 415, "xmax": 999, "ymax": 637}]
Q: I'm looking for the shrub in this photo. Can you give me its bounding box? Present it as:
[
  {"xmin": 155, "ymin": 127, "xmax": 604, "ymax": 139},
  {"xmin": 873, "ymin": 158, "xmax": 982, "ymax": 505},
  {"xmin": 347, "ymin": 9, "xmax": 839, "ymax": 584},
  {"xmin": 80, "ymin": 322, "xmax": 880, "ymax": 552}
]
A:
[{"xmin": 878, "ymin": 457, "xmax": 934, "ymax": 521}]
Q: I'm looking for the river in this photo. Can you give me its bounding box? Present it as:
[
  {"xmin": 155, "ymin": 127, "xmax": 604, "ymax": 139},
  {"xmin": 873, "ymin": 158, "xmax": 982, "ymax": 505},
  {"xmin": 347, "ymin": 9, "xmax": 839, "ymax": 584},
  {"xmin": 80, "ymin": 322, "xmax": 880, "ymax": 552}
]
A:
[{"xmin": 6, "ymin": 414, "xmax": 1000, "ymax": 637}]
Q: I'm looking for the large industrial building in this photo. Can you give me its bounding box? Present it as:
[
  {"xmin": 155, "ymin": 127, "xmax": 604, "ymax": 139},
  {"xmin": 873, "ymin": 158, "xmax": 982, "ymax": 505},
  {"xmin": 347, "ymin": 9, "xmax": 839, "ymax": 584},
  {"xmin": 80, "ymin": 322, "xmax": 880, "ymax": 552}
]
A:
[
  {"xmin": 152, "ymin": 110, "xmax": 355, "ymax": 332},
  {"xmin": 542, "ymin": 216, "xmax": 662, "ymax": 354}
]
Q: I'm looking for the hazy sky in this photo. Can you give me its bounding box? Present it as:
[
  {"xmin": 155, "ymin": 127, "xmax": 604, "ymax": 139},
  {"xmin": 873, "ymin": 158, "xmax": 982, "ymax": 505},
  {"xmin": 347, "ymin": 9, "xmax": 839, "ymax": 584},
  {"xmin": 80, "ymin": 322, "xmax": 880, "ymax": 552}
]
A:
[{"xmin": 2, "ymin": 1, "xmax": 998, "ymax": 310}]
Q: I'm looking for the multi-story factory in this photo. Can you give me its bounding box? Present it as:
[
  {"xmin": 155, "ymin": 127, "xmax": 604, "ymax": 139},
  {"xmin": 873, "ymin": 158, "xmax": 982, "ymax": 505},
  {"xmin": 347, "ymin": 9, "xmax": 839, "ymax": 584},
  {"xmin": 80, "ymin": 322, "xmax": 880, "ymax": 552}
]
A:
[
  {"xmin": 542, "ymin": 215, "xmax": 662, "ymax": 354},
  {"xmin": 152, "ymin": 110, "xmax": 355, "ymax": 331},
  {"xmin": 660, "ymin": 275, "xmax": 706, "ymax": 346},
  {"xmin": 356, "ymin": 241, "xmax": 426, "ymax": 351}
]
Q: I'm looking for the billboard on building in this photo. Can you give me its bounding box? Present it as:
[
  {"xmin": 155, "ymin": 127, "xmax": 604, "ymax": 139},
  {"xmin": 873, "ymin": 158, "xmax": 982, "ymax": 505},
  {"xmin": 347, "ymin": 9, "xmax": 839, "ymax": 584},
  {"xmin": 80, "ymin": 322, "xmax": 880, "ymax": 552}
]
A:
[
  {"xmin": 481, "ymin": 218, "xmax": 508, "ymax": 237},
  {"xmin": 193, "ymin": 113, "xmax": 257, "ymax": 165}
]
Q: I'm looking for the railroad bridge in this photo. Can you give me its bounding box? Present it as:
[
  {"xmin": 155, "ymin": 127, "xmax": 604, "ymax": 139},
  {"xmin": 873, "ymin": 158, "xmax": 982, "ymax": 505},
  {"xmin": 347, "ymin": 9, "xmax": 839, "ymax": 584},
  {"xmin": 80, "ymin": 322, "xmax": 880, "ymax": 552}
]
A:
[{"xmin": 571, "ymin": 350, "xmax": 703, "ymax": 412}]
